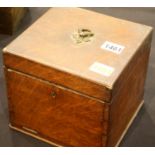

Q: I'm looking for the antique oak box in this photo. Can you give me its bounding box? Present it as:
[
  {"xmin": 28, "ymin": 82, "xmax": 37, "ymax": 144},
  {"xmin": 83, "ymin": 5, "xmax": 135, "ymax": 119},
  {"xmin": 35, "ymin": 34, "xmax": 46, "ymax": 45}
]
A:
[
  {"xmin": 0, "ymin": 7, "xmax": 27, "ymax": 35},
  {"xmin": 3, "ymin": 8, "xmax": 153, "ymax": 146}
]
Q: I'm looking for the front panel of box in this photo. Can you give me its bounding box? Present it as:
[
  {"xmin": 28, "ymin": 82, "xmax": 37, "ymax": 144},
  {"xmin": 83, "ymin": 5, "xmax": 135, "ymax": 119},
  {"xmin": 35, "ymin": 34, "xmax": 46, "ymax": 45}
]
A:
[{"xmin": 5, "ymin": 69, "xmax": 109, "ymax": 146}]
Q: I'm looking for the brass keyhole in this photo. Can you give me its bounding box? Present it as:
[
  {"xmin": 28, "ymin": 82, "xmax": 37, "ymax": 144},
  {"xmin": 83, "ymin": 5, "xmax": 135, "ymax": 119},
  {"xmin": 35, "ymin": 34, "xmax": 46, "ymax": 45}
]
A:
[{"xmin": 51, "ymin": 91, "xmax": 57, "ymax": 98}]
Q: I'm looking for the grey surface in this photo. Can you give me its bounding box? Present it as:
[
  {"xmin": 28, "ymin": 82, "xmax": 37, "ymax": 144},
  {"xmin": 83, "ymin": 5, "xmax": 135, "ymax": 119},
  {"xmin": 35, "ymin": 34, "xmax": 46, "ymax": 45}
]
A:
[{"xmin": 0, "ymin": 8, "xmax": 155, "ymax": 147}]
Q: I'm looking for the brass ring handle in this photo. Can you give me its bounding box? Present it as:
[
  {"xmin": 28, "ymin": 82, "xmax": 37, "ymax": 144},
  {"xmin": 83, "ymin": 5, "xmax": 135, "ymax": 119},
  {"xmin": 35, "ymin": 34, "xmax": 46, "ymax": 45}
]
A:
[{"xmin": 51, "ymin": 91, "xmax": 57, "ymax": 98}]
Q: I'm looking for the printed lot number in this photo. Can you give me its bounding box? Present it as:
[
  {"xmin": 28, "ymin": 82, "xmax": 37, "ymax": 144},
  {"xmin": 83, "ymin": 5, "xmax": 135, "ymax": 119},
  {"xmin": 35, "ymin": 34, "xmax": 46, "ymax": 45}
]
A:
[{"xmin": 101, "ymin": 41, "xmax": 125, "ymax": 54}]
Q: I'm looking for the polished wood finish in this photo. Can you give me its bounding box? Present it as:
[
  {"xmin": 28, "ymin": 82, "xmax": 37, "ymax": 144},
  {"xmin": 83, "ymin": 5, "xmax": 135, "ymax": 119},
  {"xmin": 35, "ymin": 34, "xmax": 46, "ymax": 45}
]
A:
[
  {"xmin": 3, "ymin": 8, "xmax": 153, "ymax": 146},
  {"xmin": 5, "ymin": 69, "xmax": 109, "ymax": 146},
  {"xmin": 9, "ymin": 124, "xmax": 62, "ymax": 146},
  {"xmin": 4, "ymin": 8, "xmax": 152, "ymax": 88},
  {"xmin": 115, "ymin": 100, "xmax": 144, "ymax": 147},
  {"xmin": 107, "ymin": 34, "xmax": 153, "ymax": 146},
  {"xmin": 0, "ymin": 8, "xmax": 27, "ymax": 34},
  {"xmin": 3, "ymin": 52, "xmax": 111, "ymax": 103},
  {"xmin": 9, "ymin": 101, "xmax": 144, "ymax": 147}
]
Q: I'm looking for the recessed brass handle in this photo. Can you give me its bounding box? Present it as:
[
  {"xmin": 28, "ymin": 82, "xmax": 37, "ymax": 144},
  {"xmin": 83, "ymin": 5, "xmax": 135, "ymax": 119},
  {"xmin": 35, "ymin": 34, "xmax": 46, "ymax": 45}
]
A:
[
  {"xmin": 51, "ymin": 91, "xmax": 57, "ymax": 98},
  {"xmin": 71, "ymin": 28, "xmax": 94, "ymax": 44}
]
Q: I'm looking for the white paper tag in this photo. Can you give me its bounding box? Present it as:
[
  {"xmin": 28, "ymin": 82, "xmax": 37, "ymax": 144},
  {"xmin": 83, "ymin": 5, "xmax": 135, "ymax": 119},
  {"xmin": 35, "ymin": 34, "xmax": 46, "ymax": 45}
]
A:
[
  {"xmin": 101, "ymin": 41, "xmax": 125, "ymax": 54},
  {"xmin": 89, "ymin": 62, "xmax": 114, "ymax": 77}
]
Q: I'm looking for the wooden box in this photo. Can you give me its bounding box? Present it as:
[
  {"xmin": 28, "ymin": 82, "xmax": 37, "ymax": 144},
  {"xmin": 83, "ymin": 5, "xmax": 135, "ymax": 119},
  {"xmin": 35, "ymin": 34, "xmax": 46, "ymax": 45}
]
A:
[
  {"xmin": 0, "ymin": 7, "xmax": 27, "ymax": 35},
  {"xmin": 3, "ymin": 8, "xmax": 153, "ymax": 146}
]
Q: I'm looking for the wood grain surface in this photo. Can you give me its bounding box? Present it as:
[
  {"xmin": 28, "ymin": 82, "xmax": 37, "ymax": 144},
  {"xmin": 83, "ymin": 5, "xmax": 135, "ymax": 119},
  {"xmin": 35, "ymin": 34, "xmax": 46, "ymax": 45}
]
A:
[
  {"xmin": 3, "ymin": 8, "xmax": 153, "ymax": 146},
  {"xmin": 5, "ymin": 69, "xmax": 109, "ymax": 146},
  {"xmin": 3, "ymin": 52, "xmax": 111, "ymax": 103},
  {"xmin": 3, "ymin": 8, "xmax": 152, "ymax": 87},
  {"xmin": 107, "ymin": 33, "xmax": 153, "ymax": 146}
]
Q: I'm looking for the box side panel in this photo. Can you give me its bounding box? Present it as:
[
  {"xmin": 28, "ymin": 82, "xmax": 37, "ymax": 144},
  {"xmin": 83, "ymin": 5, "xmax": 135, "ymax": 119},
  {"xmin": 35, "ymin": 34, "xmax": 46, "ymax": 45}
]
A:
[
  {"xmin": 5, "ymin": 68, "xmax": 109, "ymax": 146},
  {"xmin": 107, "ymin": 32, "xmax": 153, "ymax": 146},
  {"xmin": 3, "ymin": 53, "xmax": 111, "ymax": 103}
]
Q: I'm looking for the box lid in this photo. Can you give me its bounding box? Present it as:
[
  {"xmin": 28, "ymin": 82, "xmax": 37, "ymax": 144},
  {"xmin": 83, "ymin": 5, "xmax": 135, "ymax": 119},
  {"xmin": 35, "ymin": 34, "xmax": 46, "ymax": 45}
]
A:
[{"xmin": 3, "ymin": 8, "xmax": 153, "ymax": 101}]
